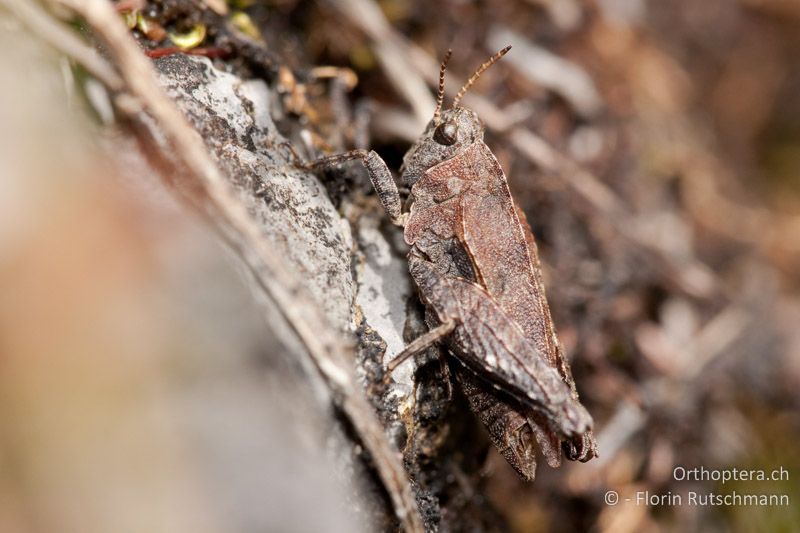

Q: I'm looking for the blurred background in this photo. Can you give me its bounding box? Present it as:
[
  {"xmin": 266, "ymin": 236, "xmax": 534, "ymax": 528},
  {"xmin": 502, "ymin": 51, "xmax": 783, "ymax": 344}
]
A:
[{"xmin": 1, "ymin": 0, "xmax": 799, "ymax": 532}]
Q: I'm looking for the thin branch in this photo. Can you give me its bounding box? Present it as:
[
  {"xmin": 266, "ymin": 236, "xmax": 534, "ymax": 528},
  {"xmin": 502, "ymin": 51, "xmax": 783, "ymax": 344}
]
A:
[{"xmin": 1, "ymin": 0, "xmax": 123, "ymax": 91}]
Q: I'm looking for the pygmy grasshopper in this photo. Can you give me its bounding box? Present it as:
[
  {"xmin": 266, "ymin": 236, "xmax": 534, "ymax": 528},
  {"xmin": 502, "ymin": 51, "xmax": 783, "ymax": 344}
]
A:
[{"xmin": 312, "ymin": 47, "xmax": 597, "ymax": 480}]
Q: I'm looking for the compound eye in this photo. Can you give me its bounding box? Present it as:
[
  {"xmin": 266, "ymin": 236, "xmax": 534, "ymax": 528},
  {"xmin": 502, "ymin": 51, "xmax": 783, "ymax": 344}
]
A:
[{"xmin": 433, "ymin": 122, "xmax": 458, "ymax": 146}]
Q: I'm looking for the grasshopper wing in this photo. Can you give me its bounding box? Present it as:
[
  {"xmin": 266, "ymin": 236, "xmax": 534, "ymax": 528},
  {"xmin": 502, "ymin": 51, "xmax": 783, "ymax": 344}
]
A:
[
  {"xmin": 456, "ymin": 165, "xmax": 598, "ymax": 462},
  {"xmin": 409, "ymin": 254, "xmax": 592, "ymax": 439}
]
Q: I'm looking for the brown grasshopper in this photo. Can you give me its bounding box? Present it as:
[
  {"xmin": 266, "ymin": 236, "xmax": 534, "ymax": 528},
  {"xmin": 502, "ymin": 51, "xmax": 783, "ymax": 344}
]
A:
[{"xmin": 310, "ymin": 47, "xmax": 597, "ymax": 480}]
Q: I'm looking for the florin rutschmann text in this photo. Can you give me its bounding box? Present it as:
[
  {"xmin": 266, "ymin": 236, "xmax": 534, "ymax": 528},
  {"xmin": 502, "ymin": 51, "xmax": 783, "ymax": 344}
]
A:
[{"xmin": 632, "ymin": 490, "xmax": 788, "ymax": 507}]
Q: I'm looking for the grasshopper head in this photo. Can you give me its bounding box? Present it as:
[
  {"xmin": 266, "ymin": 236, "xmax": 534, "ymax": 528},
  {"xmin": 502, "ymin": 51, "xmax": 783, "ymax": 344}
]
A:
[
  {"xmin": 400, "ymin": 46, "xmax": 510, "ymax": 187},
  {"xmin": 400, "ymin": 106, "xmax": 484, "ymax": 186}
]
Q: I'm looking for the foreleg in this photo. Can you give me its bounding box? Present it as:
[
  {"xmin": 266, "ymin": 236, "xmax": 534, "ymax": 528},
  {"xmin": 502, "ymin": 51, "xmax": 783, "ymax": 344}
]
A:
[{"xmin": 304, "ymin": 150, "xmax": 406, "ymax": 226}]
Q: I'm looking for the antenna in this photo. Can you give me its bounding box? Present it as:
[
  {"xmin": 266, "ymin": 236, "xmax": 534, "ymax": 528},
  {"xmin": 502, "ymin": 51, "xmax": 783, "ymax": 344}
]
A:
[
  {"xmin": 452, "ymin": 45, "xmax": 511, "ymax": 108},
  {"xmin": 433, "ymin": 49, "xmax": 452, "ymax": 123}
]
